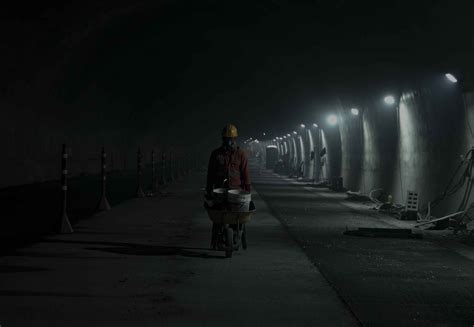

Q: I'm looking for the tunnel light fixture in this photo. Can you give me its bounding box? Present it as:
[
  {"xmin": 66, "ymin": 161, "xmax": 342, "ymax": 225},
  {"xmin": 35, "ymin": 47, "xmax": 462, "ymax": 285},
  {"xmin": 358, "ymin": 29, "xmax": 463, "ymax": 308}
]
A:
[
  {"xmin": 287, "ymin": 133, "xmax": 291, "ymax": 137},
  {"xmin": 300, "ymin": 124, "xmax": 306, "ymax": 128},
  {"xmin": 312, "ymin": 123, "xmax": 318, "ymax": 128},
  {"xmin": 445, "ymin": 73, "xmax": 457, "ymax": 83},
  {"xmin": 351, "ymin": 108, "xmax": 359, "ymax": 116},
  {"xmin": 263, "ymin": 132, "xmax": 266, "ymax": 136},
  {"xmin": 283, "ymin": 136, "xmax": 287, "ymax": 139},
  {"xmin": 292, "ymin": 131, "xmax": 297, "ymax": 135},
  {"xmin": 327, "ymin": 114, "xmax": 338, "ymax": 126},
  {"xmin": 384, "ymin": 95, "xmax": 395, "ymax": 105}
]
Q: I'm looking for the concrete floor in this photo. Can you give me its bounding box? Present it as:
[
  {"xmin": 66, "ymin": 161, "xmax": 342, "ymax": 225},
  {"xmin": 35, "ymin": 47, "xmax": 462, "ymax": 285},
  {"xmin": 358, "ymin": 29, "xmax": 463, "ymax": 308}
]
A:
[
  {"xmin": 1, "ymin": 167, "xmax": 473, "ymax": 326},
  {"xmin": 0, "ymin": 171, "xmax": 357, "ymax": 326},
  {"xmin": 253, "ymin": 170, "xmax": 474, "ymax": 327}
]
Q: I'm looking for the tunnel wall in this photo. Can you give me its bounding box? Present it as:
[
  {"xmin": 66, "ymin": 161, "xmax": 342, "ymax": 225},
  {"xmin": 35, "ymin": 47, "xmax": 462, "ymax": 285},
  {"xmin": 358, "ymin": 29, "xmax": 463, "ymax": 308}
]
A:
[
  {"xmin": 338, "ymin": 82, "xmax": 471, "ymax": 215},
  {"xmin": 321, "ymin": 126, "xmax": 342, "ymax": 182},
  {"xmin": 339, "ymin": 96, "xmax": 398, "ymax": 196},
  {"xmin": 306, "ymin": 129, "xmax": 315, "ymax": 180}
]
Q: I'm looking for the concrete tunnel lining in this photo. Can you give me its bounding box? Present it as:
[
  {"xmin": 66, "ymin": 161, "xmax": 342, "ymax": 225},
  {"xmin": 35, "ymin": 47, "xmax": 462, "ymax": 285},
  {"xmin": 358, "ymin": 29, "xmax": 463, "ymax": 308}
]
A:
[{"xmin": 261, "ymin": 78, "xmax": 473, "ymax": 217}]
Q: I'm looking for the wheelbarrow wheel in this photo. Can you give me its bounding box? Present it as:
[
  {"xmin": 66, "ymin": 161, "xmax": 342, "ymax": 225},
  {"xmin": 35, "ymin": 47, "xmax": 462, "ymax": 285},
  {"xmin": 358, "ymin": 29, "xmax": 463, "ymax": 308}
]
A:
[
  {"xmin": 242, "ymin": 224, "xmax": 247, "ymax": 250},
  {"xmin": 210, "ymin": 223, "xmax": 218, "ymax": 250},
  {"xmin": 225, "ymin": 227, "xmax": 233, "ymax": 258}
]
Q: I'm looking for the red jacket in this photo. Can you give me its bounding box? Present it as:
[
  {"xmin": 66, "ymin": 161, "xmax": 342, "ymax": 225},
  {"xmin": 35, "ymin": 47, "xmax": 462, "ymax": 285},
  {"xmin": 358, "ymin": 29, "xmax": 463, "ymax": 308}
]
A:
[{"xmin": 206, "ymin": 146, "xmax": 251, "ymax": 194}]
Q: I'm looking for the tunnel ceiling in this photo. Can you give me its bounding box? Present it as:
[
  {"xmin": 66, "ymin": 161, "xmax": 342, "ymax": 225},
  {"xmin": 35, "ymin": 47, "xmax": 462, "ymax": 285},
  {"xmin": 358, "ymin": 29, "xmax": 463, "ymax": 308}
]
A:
[{"xmin": 1, "ymin": 0, "xmax": 472, "ymax": 144}]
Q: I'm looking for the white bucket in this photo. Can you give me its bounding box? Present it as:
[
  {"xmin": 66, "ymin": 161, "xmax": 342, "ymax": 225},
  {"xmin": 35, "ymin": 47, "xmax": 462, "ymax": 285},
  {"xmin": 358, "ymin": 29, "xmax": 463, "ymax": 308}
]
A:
[
  {"xmin": 228, "ymin": 189, "xmax": 251, "ymax": 212},
  {"xmin": 212, "ymin": 188, "xmax": 227, "ymax": 203}
]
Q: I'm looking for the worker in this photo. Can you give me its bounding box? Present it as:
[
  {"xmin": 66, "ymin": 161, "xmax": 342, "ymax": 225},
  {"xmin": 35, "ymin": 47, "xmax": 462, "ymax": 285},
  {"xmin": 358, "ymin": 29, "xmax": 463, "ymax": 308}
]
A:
[
  {"xmin": 206, "ymin": 124, "xmax": 251, "ymax": 249},
  {"xmin": 206, "ymin": 124, "xmax": 251, "ymax": 196}
]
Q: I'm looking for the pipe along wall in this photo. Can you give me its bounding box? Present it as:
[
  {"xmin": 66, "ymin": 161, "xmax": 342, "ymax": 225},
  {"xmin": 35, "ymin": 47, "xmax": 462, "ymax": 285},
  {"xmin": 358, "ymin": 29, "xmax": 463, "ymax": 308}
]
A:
[{"xmin": 264, "ymin": 79, "xmax": 472, "ymax": 217}]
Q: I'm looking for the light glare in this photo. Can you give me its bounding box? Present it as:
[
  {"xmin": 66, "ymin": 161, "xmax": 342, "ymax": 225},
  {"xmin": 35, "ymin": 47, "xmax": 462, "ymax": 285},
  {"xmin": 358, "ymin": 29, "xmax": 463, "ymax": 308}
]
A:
[
  {"xmin": 445, "ymin": 73, "xmax": 457, "ymax": 83},
  {"xmin": 327, "ymin": 114, "xmax": 338, "ymax": 126},
  {"xmin": 300, "ymin": 124, "xmax": 306, "ymax": 128},
  {"xmin": 312, "ymin": 123, "xmax": 318, "ymax": 128},
  {"xmin": 351, "ymin": 108, "xmax": 359, "ymax": 115},
  {"xmin": 384, "ymin": 95, "xmax": 395, "ymax": 105}
]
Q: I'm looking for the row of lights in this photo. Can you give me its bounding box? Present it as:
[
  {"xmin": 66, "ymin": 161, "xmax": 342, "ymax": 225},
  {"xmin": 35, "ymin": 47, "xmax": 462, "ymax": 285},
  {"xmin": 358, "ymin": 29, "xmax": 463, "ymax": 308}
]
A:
[
  {"xmin": 244, "ymin": 137, "xmax": 259, "ymax": 144},
  {"xmin": 263, "ymin": 73, "xmax": 458, "ymax": 139},
  {"xmin": 272, "ymin": 125, "xmax": 316, "ymax": 142},
  {"xmin": 327, "ymin": 95, "xmax": 395, "ymax": 126},
  {"xmin": 326, "ymin": 73, "xmax": 458, "ymax": 126}
]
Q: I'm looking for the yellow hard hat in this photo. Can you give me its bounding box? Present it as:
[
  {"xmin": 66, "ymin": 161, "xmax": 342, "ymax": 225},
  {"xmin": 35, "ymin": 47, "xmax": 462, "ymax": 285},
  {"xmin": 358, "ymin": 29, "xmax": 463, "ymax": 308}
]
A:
[{"xmin": 222, "ymin": 124, "xmax": 238, "ymax": 138}]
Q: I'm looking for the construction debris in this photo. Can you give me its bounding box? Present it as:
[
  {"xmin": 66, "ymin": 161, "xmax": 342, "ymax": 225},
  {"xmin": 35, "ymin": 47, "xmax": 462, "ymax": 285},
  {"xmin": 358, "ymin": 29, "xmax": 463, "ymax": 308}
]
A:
[
  {"xmin": 344, "ymin": 227, "xmax": 422, "ymax": 239},
  {"xmin": 346, "ymin": 190, "xmax": 370, "ymax": 201}
]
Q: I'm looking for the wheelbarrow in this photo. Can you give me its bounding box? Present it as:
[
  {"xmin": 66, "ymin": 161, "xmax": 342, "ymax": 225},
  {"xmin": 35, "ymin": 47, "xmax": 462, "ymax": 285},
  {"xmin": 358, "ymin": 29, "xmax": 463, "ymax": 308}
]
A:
[{"xmin": 204, "ymin": 201, "xmax": 256, "ymax": 258}]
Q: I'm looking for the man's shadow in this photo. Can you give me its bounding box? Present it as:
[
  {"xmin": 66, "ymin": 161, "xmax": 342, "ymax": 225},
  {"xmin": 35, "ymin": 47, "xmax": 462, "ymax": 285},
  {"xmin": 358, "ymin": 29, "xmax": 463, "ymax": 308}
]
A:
[{"xmin": 34, "ymin": 239, "xmax": 227, "ymax": 259}]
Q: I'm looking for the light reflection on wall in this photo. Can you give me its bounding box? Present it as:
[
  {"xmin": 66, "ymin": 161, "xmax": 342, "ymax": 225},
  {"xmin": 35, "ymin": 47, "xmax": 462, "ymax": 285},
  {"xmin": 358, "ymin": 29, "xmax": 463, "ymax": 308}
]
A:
[
  {"xmin": 395, "ymin": 92, "xmax": 417, "ymax": 203},
  {"xmin": 321, "ymin": 129, "xmax": 329, "ymax": 180},
  {"xmin": 307, "ymin": 129, "xmax": 314, "ymax": 179},
  {"xmin": 291, "ymin": 138, "xmax": 298, "ymax": 171},
  {"xmin": 298, "ymin": 135, "xmax": 305, "ymax": 176}
]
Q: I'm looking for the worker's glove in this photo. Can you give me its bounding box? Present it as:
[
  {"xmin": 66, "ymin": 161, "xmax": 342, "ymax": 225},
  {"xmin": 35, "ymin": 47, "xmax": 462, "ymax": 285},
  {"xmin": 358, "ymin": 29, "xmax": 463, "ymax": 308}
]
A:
[
  {"xmin": 205, "ymin": 198, "xmax": 214, "ymax": 207},
  {"xmin": 243, "ymin": 184, "xmax": 252, "ymax": 193}
]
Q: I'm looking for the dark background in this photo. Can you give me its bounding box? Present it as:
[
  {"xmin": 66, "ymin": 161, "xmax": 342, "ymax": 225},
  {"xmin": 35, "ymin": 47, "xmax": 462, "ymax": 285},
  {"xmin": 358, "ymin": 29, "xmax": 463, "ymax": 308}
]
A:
[{"xmin": 1, "ymin": 0, "xmax": 472, "ymax": 144}]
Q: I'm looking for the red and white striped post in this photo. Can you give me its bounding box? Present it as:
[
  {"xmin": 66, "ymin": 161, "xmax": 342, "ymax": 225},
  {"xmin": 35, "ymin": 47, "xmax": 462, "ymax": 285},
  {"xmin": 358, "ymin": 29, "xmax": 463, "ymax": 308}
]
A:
[
  {"xmin": 169, "ymin": 151, "xmax": 174, "ymax": 182},
  {"xmin": 151, "ymin": 149, "xmax": 157, "ymax": 194},
  {"xmin": 173, "ymin": 151, "xmax": 179, "ymax": 180},
  {"xmin": 182, "ymin": 153, "xmax": 187, "ymax": 176},
  {"xmin": 136, "ymin": 147, "xmax": 145, "ymax": 198},
  {"xmin": 176, "ymin": 153, "xmax": 181, "ymax": 178},
  {"xmin": 96, "ymin": 146, "xmax": 111, "ymax": 211},
  {"xmin": 159, "ymin": 151, "xmax": 166, "ymax": 185},
  {"xmin": 186, "ymin": 153, "xmax": 191, "ymax": 175},
  {"xmin": 59, "ymin": 144, "xmax": 73, "ymax": 234}
]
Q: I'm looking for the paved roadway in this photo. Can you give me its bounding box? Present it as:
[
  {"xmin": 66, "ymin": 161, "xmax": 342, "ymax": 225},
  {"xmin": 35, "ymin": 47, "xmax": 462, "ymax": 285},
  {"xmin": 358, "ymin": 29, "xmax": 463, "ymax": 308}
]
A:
[
  {"xmin": 0, "ymin": 170, "xmax": 357, "ymax": 327},
  {"xmin": 1, "ymin": 165, "xmax": 473, "ymax": 326},
  {"xmin": 252, "ymin": 169, "xmax": 474, "ymax": 327}
]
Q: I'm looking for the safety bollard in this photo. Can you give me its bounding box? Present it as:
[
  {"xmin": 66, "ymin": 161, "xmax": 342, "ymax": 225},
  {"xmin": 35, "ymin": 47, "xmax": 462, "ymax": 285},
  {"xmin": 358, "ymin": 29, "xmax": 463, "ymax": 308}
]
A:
[
  {"xmin": 182, "ymin": 154, "xmax": 187, "ymax": 176},
  {"xmin": 136, "ymin": 147, "xmax": 145, "ymax": 198},
  {"xmin": 96, "ymin": 146, "xmax": 111, "ymax": 211},
  {"xmin": 176, "ymin": 154, "xmax": 181, "ymax": 178},
  {"xmin": 151, "ymin": 149, "xmax": 157, "ymax": 194},
  {"xmin": 174, "ymin": 152, "xmax": 180, "ymax": 180},
  {"xmin": 181, "ymin": 154, "xmax": 186, "ymax": 176},
  {"xmin": 169, "ymin": 151, "xmax": 174, "ymax": 182},
  {"xmin": 186, "ymin": 153, "xmax": 191, "ymax": 174},
  {"xmin": 59, "ymin": 144, "xmax": 74, "ymax": 234},
  {"xmin": 159, "ymin": 151, "xmax": 166, "ymax": 185}
]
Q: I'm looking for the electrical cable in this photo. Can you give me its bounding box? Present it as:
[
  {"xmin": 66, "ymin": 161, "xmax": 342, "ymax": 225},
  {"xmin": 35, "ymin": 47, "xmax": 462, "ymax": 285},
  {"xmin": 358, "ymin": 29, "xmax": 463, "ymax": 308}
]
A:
[
  {"xmin": 458, "ymin": 156, "xmax": 473, "ymax": 211},
  {"xmin": 425, "ymin": 148, "xmax": 473, "ymax": 212}
]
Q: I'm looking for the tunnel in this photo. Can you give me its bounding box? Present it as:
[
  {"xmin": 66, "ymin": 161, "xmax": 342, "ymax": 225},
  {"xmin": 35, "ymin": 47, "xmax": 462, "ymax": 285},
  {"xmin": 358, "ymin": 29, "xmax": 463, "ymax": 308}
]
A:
[{"xmin": 1, "ymin": 1, "xmax": 474, "ymax": 326}]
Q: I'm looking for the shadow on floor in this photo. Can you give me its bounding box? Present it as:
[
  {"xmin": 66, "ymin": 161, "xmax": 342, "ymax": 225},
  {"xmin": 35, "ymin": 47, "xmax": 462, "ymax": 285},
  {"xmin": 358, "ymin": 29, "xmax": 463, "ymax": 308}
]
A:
[
  {"xmin": 19, "ymin": 238, "xmax": 226, "ymax": 259},
  {"xmin": 0, "ymin": 265, "xmax": 51, "ymax": 273},
  {"xmin": 86, "ymin": 245, "xmax": 225, "ymax": 259}
]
